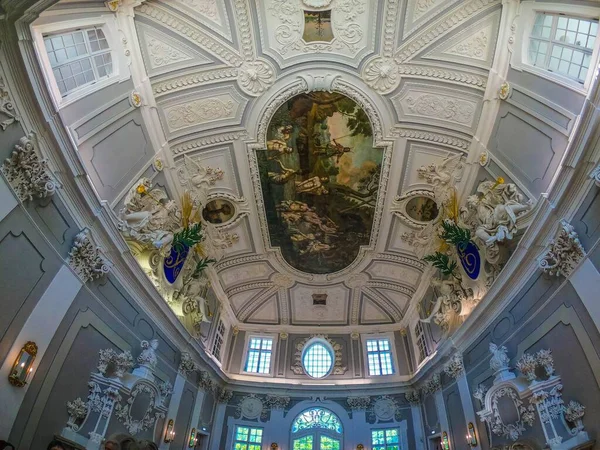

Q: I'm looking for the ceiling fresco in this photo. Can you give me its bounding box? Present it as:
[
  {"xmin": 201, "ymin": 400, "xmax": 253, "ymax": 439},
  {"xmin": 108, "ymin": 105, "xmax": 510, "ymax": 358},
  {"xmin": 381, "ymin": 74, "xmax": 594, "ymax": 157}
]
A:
[
  {"xmin": 89, "ymin": 0, "xmax": 535, "ymax": 332},
  {"xmin": 257, "ymin": 92, "xmax": 382, "ymax": 274}
]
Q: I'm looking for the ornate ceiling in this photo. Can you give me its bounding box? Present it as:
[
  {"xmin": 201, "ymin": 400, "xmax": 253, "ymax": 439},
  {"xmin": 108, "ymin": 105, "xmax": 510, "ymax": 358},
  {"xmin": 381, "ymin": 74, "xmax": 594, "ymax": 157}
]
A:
[{"xmin": 122, "ymin": 0, "xmax": 505, "ymax": 330}]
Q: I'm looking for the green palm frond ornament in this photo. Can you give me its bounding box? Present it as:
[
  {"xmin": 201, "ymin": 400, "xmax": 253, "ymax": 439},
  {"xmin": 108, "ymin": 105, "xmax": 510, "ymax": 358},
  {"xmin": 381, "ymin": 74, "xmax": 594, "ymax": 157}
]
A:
[
  {"xmin": 423, "ymin": 252, "xmax": 458, "ymax": 277},
  {"xmin": 440, "ymin": 219, "xmax": 471, "ymax": 246},
  {"xmin": 172, "ymin": 223, "xmax": 204, "ymax": 249}
]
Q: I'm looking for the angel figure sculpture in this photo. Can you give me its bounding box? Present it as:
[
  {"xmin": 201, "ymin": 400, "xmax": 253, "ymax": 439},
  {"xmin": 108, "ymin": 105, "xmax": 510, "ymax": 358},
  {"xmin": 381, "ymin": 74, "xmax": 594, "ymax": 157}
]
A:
[{"xmin": 417, "ymin": 153, "xmax": 464, "ymax": 207}]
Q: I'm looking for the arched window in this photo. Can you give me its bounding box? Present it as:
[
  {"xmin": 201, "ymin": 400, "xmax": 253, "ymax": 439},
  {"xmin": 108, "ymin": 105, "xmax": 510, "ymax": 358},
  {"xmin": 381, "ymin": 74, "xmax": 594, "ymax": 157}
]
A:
[{"xmin": 291, "ymin": 407, "xmax": 343, "ymax": 450}]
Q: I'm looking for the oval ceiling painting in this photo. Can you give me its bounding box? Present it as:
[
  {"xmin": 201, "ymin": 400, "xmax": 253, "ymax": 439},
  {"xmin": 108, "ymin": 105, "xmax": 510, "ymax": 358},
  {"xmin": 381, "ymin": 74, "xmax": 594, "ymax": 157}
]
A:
[{"xmin": 257, "ymin": 92, "xmax": 383, "ymax": 274}]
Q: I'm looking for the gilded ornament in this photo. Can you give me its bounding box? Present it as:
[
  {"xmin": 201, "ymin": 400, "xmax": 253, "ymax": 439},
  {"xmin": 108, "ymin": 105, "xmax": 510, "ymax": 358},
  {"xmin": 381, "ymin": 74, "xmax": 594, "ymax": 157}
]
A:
[{"xmin": 499, "ymin": 82, "xmax": 511, "ymax": 100}]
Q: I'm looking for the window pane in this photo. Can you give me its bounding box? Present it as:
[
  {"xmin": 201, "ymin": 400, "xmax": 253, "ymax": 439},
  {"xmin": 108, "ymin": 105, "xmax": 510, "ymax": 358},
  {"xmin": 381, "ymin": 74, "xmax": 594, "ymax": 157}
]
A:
[{"xmin": 302, "ymin": 342, "xmax": 333, "ymax": 378}]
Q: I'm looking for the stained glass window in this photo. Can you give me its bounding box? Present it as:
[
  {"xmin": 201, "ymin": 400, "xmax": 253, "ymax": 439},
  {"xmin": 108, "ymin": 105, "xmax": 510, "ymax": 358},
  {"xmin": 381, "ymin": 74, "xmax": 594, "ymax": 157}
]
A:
[
  {"xmin": 372, "ymin": 428, "xmax": 400, "ymax": 450},
  {"xmin": 320, "ymin": 436, "xmax": 341, "ymax": 450},
  {"xmin": 366, "ymin": 338, "xmax": 394, "ymax": 376},
  {"xmin": 292, "ymin": 408, "xmax": 343, "ymax": 434},
  {"xmin": 302, "ymin": 341, "xmax": 333, "ymax": 379},
  {"xmin": 233, "ymin": 426, "xmax": 263, "ymax": 450},
  {"xmin": 244, "ymin": 337, "xmax": 273, "ymax": 374},
  {"xmin": 293, "ymin": 435, "xmax": 314, "ymax": 450}
]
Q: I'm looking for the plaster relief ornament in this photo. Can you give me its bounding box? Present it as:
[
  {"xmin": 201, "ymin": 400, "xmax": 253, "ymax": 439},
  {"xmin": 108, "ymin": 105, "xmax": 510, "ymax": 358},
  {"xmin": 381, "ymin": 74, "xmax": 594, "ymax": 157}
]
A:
[
  {"xmin": 444, "ymin": 353, "xmax": 464, "ymax": 379},
  {"xmin": 460, "ymin": 179, "xmax": 531, "ymax": 249},
  {"xmin": 489, "ymin": 343, "xmax": 514, "ymax": 382},
  {"xmin": 114, "ymin": 382, "xmax": 165, "ymax": 435},
  {"xmin": 417, "ymin": 153, "xmax": 463, "ymax": 208},
  {"xmin": 371, "ymin": 396, "xmax": 400, "ymax": 422},
  {"xmin": 499, "ymin": 82, "xmax": 511, "ymax": 100},
  {"xmin": 538, "ymin": 220, "xmax": 585, "ymax": 277},
  {"xmin": 0, "ymin": 77, "xmax": 21, "ymax": 130},
  {"xmin": 66, "ymin": 398, "xmax": 88, "ymax": 431},
  {"xmin": 1, "ymin": 134, "xmax": 57, "ymax": 202},
  {"xmin": 347, "ymin": 396, "xmax": 371, "ymax": 410},
  {"xmin": 97, "ymin": 348, "xmax": 134, "ymax": 378},
  {"xmin": 405, "ymin": 390, "xmax": 420, "ymax": 405},
  {"xmin": 564, "ymin": 401, "xmax": 585, "ymax": 433},
  {"xmin": 590, "ymin": 164, "xmax": 600, "ymax": 187},
  {"xmin": 237, "ymin": 395, "xmax": 266, "ymax": 420},
  {"xmin": 237, "ymin": 61, "xmax": 275, "ymax": 96},
  {"xmin": 68, "ymin": 229, "xmax": 110, "ymax": 283},
  {"xmin": 421, "ymin": 373, "xmax": 441, "ymax": 396},
  {"xmin": 291, "ymin": 335, "xmax": 347, "ymax": 375},
  {"xmin": 302, "ymin": 0, "xmax": 332, "ymax": 7},
  {"xmin": 198, "ymin": 370, "xmax": 215, "ymax": 392},
  {"xmin": 137, "ymin": 339, "xmax": 159, "ymax": 371},
  {"xmin": 265, "ymin": 395, "xmax": 291, "ymax": 410},
  {"xmin": 178, "ymin": 351, "xmax": 199, "ymax": 376},
  {"xmin": 363, "ymin": 57, "xmax": 401, "ymax": 94}
]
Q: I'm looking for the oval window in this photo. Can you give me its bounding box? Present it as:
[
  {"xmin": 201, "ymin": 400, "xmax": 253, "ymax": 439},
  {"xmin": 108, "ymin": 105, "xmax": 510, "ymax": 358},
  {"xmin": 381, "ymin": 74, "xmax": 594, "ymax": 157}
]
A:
[{"xmin": 302, "ymin": 339, "xmax": 334, "ymax": 379}]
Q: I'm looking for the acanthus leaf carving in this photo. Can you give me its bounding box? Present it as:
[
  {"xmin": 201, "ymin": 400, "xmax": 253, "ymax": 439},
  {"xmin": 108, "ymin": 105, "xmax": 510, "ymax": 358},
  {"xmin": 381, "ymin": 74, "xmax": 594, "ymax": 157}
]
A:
[
  {"xmin": 1, "ymin": 134, "xmax": 57, "ymax": 202},
  {"xmin": 178, "ymin": 351, "xmax": 199, "ymax": 376},
  {"xmin": 68, "ymin": 229, "xmax": 110, "ymax": 283},
  {"xmin": 538, "ymin": 220, "xmax": 585, "ymax": 277},
  {"xmin": 444, "ymin": 353, "xmax": 464, "ymax": 379},
  {"xmin": 265, "ymin": 394, "xmax": 290, "ymax": 410},
  {"xmin": 0, "ymin": 76, "xmax": 20, "ymax": 130},
  {"xmin": 346, "ymin": 396, "xmax": 371, "ymax": 410}
]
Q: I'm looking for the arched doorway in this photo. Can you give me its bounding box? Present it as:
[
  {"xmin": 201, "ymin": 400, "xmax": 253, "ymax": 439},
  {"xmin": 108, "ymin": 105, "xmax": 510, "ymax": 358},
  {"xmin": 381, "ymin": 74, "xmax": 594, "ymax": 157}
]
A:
[{"xmin": 290, "ymin": 407, "xmax": 343, "ymax": 450}]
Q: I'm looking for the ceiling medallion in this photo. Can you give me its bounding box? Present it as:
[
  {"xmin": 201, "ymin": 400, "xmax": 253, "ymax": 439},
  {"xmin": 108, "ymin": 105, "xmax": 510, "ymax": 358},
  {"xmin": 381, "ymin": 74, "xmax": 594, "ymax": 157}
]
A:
[{"xmin": 302, "ymin": 0, "xmax": 333, "ymax": 8}]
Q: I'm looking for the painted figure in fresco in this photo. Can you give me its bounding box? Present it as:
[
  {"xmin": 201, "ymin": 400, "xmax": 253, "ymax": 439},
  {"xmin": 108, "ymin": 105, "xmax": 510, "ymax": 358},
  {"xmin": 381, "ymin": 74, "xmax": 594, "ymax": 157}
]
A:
[
  {"xmin": 295, "ymin": 176, "xmax": 329, "ymax": 195},
  {"xmin": 257, "ymin": 92, "xmax": 382, "ymax": 274},
  {"xmin": 313, "ymin": 138, "xmax": 352, "ymax": 162},
  {"xmin": 268, "ymin": 159, "xmax": 301, "ymax": 184}
]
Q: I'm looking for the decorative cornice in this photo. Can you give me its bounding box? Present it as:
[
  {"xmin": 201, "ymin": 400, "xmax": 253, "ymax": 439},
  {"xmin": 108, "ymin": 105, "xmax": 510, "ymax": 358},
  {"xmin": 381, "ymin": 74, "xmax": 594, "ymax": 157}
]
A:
[
  {"xmin": 391, "ymin": 128, "xmax": 470, "ymax": 150},
  {"xmin": 374, "ymin": 253, "xmax": 426, "ymax": 271},
  {"xmin": 347, "ymin": 396, "xmax": 371, "ymax": 410},
  {"xmin": 67, "ymin": 229, "xmax": 110, "ymax": 283},
  {"xmin": 538, "ymin": 220, "xmax": 585, "ymax": 277},
  {"xmin": 397, "ymin": 65, "xmax": 487, "ymax": 89},
  {"xmin": 1, "ymin": 134, "xmax": 57, "ymax": 202},
  {"xmin": 264, "ymin": 394, "xmax": 290, "ymax": 410},
  {"xmin": 153, "ymin": 68, "xmax": 238, "ymax": 96}
]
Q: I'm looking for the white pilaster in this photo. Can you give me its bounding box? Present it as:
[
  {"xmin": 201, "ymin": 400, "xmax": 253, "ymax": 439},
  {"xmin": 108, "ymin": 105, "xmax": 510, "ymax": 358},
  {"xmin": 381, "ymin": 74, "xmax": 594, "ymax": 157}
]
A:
[
  {"xmin": 434, "ymin": 391, "xmax": 450, "ymax": 447},
  {"xmin": 0, "ymin": 173, "xmax": 18, "ymax": 222},
  {"xmin": 159, "ymin": 373, "xmax": 186, "ymax": 450},
  {"xmin": 186, "ymin": 389, "xmax": 206, "ymax": 445},
  {"xmin": 570, "ymin": 258, "xmax": 600, "ymax": 332},
  {"xmin": 0, "ymin": 264, "xmax": 82, "ymax": 437},
  {"xmin": 411, "ymin": 404, "xmax": 426, "ymax": 450},
  {"xmin": 457, "ymin": 374, "xmax": 480, "ymax": 450},
  {"xmin": 209, "ymin": 402, "xmax": 227, "ymax": 450}
]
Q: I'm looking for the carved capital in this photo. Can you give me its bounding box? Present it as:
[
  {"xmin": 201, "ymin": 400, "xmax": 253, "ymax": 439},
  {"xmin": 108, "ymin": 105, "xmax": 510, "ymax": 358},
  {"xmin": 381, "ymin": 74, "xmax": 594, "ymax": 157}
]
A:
[
  {"xmin": 538, "ymin": 220, "xmax": 585, "ymax": 277},
  {"xmin": 443, "ymin": 353, "xmax": 464, "ymax": 379},
  {"xmin": 68, "ymin": 229, "xmax": 110, "ymax": 283},
  {"xmin": 1, "ymin": 134, "xmax": 57, "ymax": 202},
  {"xmin": 405, "ymin": 390, "xmax": 421, "ymax": 405},
  {"xmin": 178, "ymin": 352, "xmax": 199, "ymax": 376}
]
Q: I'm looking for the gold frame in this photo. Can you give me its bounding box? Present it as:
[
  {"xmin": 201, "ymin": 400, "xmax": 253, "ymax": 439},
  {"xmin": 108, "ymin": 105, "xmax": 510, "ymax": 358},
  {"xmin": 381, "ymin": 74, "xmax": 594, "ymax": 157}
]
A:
[{"xmin": 8, "ymin": 341, "xmax": 38, "ymax": 387}]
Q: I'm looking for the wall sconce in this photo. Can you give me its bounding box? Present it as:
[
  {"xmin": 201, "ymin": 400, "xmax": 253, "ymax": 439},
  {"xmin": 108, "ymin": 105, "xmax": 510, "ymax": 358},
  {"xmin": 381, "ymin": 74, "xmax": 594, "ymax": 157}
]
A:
[
  {"xmin": 164, "ymin": 419, "xmax": 175, "ymax": 443},
  {"xmin": 441, "ymin": 431, "xmax": 450, "ymax": 450},
  {"xmin": 188, "ymin": 428, "xmax": 196, "ymax": 448},
  {"xmin": 466, "ymin": 422, "xmax": 477, "ymax": 447},
  {"xmin": 270, "ymin": 443, "xmax": 278, "ymax": 450},
  {"xmin": 8, "ymin": 341, "xmax": 38, "ymax": 387}
]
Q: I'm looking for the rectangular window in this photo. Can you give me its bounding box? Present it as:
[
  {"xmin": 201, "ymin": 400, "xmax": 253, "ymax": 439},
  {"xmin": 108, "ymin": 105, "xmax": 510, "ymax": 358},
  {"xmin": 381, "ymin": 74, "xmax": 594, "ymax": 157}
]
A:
[
  {"xmin": 244, "ymin": 337, "xmax": 273, "ymax": 374},
  {"xmin": 233, "ymin": 426, "xmax": 263, "ymax": 450},
  {"xmin": 529, "ymin": 12, "xmax": 598, "ymax": 83},
  {"xmin": 372, "ymin": 428, "xmax": 400, "ymax": 450},
  {"xmin": 366, "ymin": 338, "xmax": 394, "ymax": 376},
  {"xmin": 212, "ymin": 320, "xmax": 226, "ymax": 362},
  {"xmin": 43, "ymin": 27, "xmax": 113, "ymax": 96},
  {"xmin": 414, "ymin": 322, "xmax": 429, "ymax": 363}
]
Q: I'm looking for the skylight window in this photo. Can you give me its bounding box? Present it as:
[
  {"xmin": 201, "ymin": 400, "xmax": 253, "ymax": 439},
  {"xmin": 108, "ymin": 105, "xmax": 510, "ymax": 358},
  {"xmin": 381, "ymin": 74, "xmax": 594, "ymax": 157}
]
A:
[
  {"xmin": 302, "ymin": 339, "xmax": 334, "ymax": 379},
  {"xmin": 529, "ymin": 13, "xmax": 598, "ymax": 83},
  {"xmin": 244, "ymin": 337, "xmax": 273, "ymax": 374},
  {"xmin": 366, "ymin": 338, "xmax": 394, "ymax": 376},
  {"xmin": 43, "ymin": 27, "xmax": 113, "ymax": 96}
]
